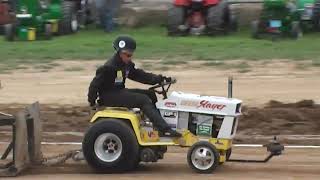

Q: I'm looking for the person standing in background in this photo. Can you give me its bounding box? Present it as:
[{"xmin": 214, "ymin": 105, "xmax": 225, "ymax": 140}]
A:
[{"xmin": 95, "ymin": 0, "xmax": 121, "ymax": 32}]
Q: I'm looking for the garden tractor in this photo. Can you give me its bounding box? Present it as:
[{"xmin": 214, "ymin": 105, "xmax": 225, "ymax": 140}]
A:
[
  {"xmin": 82, "ymin": 78, "xmax": 284, "ymax": 173},
  {"xmin": 251, "ymin": 0, "xmax": 320, "ymax": 39},
  {"xmin": 167, "ymin": 0, "xmax": 238, "ymax": 36},
  {"xmin": 3, "ymin": 0, "xmax": 95, "ymax": 41}
]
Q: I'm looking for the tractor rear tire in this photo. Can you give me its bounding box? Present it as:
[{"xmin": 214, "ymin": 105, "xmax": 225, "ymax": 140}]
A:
[
  {"xmin": 4, "ymin": 23, "xmax": 15, "ymax": 41},
  {"xmin": 187, "ymin": 141, "xmax": 220, "ymax": 174},
  {"xmin": 44, "ymin": 23, "xmax": 52, "ymax": 40},
  {"xmin": 251, "ymin": 20, "xmax": 260, "ymax": 39},
  {"xmin": 82, "ymin": 119, "xmax": 139, "ymax": 173},
  {"xmin": 59, "ymin": 0, "xmax": 78, "ymax": 35},
  {"xmin": 313, "ymin": 0, "xmax": 320, "ymax": 31},
  {"xmin": 291, "ymin": 21, "xmax": 302, "ymax": 39},
  {"xmin": 167, "ymin": 5, "xmax": 185, "ymax": 36},
  {"xmin": 207, "ymin": 0, "xmax": 228, "ymax": 35}
]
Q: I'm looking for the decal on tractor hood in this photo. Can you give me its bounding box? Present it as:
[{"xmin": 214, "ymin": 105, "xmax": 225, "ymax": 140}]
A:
[
  {"xmin": 181, "ymin": 100, "xmax": 198, "ymax": 107},
  {"xmin": 165, "ymin": 102, "xmax": 177, "ymax": 108},
  {"xmin": 198, "ymin": 100, "xmax": 226, "ymax": 111},
  {"xmin": 181, "ymin": 100, "xmax": 226, "ymax": 111}
]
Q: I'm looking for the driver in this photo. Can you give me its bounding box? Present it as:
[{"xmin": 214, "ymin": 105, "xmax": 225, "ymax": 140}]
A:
[{"xmin": 88, "ymin": 35, "xmax": 182, "ymax": 137}]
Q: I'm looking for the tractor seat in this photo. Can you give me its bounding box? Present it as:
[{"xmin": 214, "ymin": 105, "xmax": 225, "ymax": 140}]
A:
[{"xmin": 97, "ymin": 99, "xmax": 140, "ymax": 113}]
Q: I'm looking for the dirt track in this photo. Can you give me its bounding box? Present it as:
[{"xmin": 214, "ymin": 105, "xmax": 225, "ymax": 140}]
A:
[
  {"xmin": 1, "ymin": 61, "xmax": 320, "ymax": 179},
  {"xmin": 1, "ymin": 100, "xmax": 320, "ymax": 145},
  {"xmin": 0, "ymin": 60, "xmax": 320, "ymax": 106},
  {"xmin": 1, "ymin": 60, "xmax": 320, "ymax": 145},
  {"xmin": 1, "ymin": 145, "xmax": 320, "ymax": 179}
]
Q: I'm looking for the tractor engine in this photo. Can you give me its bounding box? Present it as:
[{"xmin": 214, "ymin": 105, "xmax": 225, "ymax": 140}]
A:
[{"xmin": 156, "ymin": 91, "xmax": 242, "ymax": 139}]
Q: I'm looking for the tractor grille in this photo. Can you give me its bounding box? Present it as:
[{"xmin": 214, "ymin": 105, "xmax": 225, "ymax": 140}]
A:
[{"xmin": 235, "ymin": 103, "xmax": 241, "ymax": 113}]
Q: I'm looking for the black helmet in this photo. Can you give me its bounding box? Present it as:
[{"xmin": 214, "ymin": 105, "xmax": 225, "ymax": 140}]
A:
[{"xmin": 113, "ymin": 35, "xmax": 136, "ymax": 52}]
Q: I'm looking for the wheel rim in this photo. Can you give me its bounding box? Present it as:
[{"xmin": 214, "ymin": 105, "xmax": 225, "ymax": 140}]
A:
[
  {"xmin": 94, "ymin": 133, "xmax": 123, "ymax": 162},
  {"xmin": 71, "ymin": 15, "xmax": 78, "ymax": 32},
  {"xmin": 191, "ymin": 146, "xmax": 215, "ymax": 170}
]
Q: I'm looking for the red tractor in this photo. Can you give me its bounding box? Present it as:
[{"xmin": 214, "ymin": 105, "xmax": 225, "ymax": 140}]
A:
[
  {"xmin": 0, "ymin": 0, "xmax": 14, "ymax": 34},
  {"xmin": 167, "ymin": 0, "xmax": 238, "ymax": 36}
]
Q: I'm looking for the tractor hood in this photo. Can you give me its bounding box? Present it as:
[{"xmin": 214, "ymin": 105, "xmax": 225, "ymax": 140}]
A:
[{"xmin": 156, "ymin": 91, "xmax": 242, "ymax": 116}]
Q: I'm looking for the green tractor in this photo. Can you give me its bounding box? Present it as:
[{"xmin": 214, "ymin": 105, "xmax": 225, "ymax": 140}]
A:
[
  {"xmin": 251, "ymin": 0, "xmax": 320, "ymax": 39},
  {"xmin": 4, "ymin": 0, "xmax": 94, "ymax": 41},
  {"xmin": 5, "ymin": 0, "xmax": 62, "ymax": 41}
]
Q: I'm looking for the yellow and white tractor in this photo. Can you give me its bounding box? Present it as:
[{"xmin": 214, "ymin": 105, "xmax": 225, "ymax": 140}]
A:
[{"xmin": 82, "ymin": 78, "xmax": 284, "ymax": 173}]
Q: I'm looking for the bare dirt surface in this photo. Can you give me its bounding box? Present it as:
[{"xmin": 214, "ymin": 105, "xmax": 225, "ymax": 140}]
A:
[
  {"xmin": 1, "ymin": 61, "xmax": 320, "ymax": 179},
  {"xmin": 0, "ymin": 60, "xmax": 320, "ymax": 106},
  {"xmin": 1, "ymin": 100, "xmax": 320, "ymax": 145},
  {"xmin": 1, "ymin": 145, "xmax": 320, "ymax": 179},
  {"xmin": 0, "ymin": 60, "xmax": 320, "ymax": 145}
]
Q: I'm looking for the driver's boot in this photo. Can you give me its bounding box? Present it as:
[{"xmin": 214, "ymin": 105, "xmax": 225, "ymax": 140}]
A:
[{"xmin": 142, "ymin": 104, "xmax": 182, "ymax": 138}]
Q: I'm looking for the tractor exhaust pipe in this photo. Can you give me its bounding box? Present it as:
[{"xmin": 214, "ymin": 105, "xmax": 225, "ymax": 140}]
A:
[{"xmin": 228, "ymin": 76, "xmax": 233, "ymax": 98}]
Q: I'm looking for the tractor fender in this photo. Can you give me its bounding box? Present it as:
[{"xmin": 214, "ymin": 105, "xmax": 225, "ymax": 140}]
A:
[
  {"xmin": 90, "ymin": 109, "xmax": 177, "ymax": 146},
  {"xmin": 173, "ymin": 0, "xmax": 219, "ymax": 6},
  {"xmin": 90, "ymin": 109, "xmax": 143, "ymax": 144}
]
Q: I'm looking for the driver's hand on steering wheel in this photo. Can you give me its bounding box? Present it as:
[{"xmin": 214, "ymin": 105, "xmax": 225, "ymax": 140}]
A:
[{"xmin": 159, "ymin": 74, "xmax": 175, "ymax": 83}]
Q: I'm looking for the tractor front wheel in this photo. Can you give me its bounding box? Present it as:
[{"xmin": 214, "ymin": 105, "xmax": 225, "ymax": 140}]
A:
[
  {"xmin": 187, "ymin": 141, "xmax": 220, "ymax": 173},
  {"xmin": 4, "ymin": 23, "xmax": 15, "ymax": 41},
  {"xmin": 82, "ymin": 119, "xmax": 139, "ymax": 173}
]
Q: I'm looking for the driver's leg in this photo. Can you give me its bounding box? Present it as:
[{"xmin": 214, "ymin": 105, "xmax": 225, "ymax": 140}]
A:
[
  {"xmin": 127, "ymin": 89, "xmax": 158, "ymax": 104},
  {"xmin": 101, "ymin": 90, "xmax": 181, "ymax": 137}
]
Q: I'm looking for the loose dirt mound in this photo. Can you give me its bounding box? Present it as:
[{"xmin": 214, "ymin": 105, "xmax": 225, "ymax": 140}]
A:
[
  {"xmin": 239, "ymin": 100, "xmax": 320, "ymax": 135},
  {"xmin": 1, "ymin": 100, "xmax": 320, "ymax": 144}
]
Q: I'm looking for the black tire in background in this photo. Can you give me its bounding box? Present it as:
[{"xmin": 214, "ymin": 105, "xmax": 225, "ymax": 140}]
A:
[
  {"xmin": 4, "ymin": 23, "xmax": 15, "ymax": 41},
  {"xmin": 228, "ymin": 7, "xmax": 238, "ymax": 32},
  {"xmin": 206, "ymin": 0, "xmax": 228, "ymax": 35},
  {"xmin": 312, "ymin": 0, "xmax": 320, "ymax": 31},
  {"xmin": 167, "ymin": 5, "xmax": 185, "ymax": 35},
  {"xmin": 82, "ymin": 119, "xmax": 139, "ymax": 173},
  {"xmin": 59, "ymin": 0, "xmax": 78, "ymax": 35}
]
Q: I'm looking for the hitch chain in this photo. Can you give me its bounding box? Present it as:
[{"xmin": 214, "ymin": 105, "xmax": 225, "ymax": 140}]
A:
[{"xmin": 41, "ymin": 149, "xmax": 83, "ymax": 166}]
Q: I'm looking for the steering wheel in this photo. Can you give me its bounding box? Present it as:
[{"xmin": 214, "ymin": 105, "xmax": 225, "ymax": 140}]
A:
[{"xmin": 149, "ymin": 78, "xmax": 177, "ymax": 99}]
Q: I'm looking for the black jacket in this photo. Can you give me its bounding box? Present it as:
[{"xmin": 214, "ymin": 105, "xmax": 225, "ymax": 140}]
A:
[{"xmin": 88, "ymin": 53, "xmax": 161, "ymax": 105}]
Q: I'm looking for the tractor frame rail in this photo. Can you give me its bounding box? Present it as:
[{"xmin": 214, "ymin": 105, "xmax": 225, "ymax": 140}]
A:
[{"xmin": 228, "ymin": 139, "xmax": 285, "ymax": 163}]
